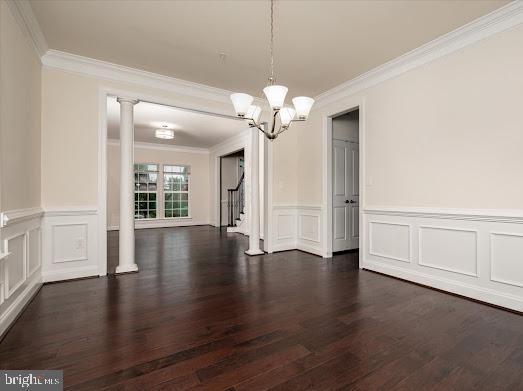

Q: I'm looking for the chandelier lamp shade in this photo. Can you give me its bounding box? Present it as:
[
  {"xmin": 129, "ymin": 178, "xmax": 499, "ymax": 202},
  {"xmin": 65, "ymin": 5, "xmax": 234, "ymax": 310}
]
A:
[{"xmin": 230, "ymin": 0, "xmax": 314, "ymax": 140}]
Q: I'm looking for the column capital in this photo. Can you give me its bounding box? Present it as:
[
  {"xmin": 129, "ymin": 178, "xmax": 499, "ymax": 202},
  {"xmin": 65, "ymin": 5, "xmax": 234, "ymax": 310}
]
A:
[{"xmin": 116, "ymin": 97, "xmax": 139, "ymax": 105}]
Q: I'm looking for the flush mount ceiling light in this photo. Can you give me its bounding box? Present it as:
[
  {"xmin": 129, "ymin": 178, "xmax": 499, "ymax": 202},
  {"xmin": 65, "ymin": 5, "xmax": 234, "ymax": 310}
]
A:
[
  {"xmin": 155, "ymin": 128, "xmax": 174, "ymax": 140},
  {"xmin": 230, "ymin": 0, "xmax": 314, "ymax": 140}
]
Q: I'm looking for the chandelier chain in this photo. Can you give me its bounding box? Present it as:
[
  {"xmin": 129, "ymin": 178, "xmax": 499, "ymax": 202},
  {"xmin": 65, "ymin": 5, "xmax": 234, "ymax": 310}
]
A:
[{"xmin": 270, "ymin": 0, "xmax": 274, "ymax": 83}]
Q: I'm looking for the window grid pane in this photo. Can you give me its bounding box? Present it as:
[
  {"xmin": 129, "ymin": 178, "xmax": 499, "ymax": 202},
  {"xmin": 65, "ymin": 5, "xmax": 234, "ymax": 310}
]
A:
[
  {"xmin": 163, "ymin": 164, "xmax": 190, "ymax": 218},
  {"xmin": 134, "ymin": 163, "xmax": 158, "ymax": 219}
]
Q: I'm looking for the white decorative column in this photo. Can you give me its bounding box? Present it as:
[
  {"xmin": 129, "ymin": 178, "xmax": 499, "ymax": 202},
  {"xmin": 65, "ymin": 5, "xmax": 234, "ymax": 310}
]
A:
[
  {"xmin": 116, "ymin": 97, "xmax": 139, "ymax": 273},
  {"xmin": 246, "ymin": 128, "xmax": 264, "ymax": 255}
]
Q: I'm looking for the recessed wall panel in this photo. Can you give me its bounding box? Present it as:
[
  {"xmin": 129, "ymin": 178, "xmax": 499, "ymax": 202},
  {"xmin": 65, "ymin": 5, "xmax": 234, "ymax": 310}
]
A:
[
  {"xmin": 491, "ymin": 232, "xmax": 523, "ymax": 288},
  {"xmin": 369, "ymin": 221, "xmax": 410, "ymax": 263},
  {"xmin": 419, "ymin": 226, "xmax": 477, "ymax": 277}
]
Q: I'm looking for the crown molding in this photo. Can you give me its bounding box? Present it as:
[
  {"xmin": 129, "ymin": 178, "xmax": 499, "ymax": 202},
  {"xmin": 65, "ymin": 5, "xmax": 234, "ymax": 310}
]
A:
[
  {"xmin": 208, "ymin": 128, "xmax": 251, "ymax": 155},
  {"xmin": 107, "ymin": 139, "xmax": 210, "ymax": 154},
  {"xmin": 42, "ymin": 50, "xmax": 266, "ymax": 106},
  {"xmin": 314, "ymin": 1, "xmax": 523, "ymax": 109},
  {"xmin": 6, "ymin": 0, "xmax": 48, "ymax": 59}
]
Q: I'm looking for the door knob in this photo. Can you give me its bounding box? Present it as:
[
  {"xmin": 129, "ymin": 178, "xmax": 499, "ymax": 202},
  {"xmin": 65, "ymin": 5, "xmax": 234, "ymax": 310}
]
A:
[{"xmin": 346, "ymin": 200, "xmax": 356, "ymax": 204}]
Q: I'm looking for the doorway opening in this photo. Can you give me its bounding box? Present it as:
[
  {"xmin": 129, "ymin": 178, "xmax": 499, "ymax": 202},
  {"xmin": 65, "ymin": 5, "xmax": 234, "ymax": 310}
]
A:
[
  {"xmin": 332, "ymin": 109, "xmax": 360, "ymax": 254},
  {"xmin": 220, "ymin": 149, "xmax": 245, "ymax": 232},
  {"xmin": 102, "ymin": 94, "xmax": 247, "ymax": 274}
]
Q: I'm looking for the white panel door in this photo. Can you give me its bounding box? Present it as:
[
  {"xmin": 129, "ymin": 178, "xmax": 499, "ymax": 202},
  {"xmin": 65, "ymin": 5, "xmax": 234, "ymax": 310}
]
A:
[{"xmin": 333, "ymin": 140, "xmax": 359, "ymax": 252}]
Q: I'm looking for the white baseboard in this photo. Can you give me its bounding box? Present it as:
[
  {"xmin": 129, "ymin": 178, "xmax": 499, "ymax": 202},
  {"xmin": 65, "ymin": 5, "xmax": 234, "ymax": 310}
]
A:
[
  {"xmin": 41, "ymin": 265, "xmax": 99, "ymax": 283},
  {"xmin": 363, "ymin": 259, "xmax": 523, "ymax": 312},
  {"xmin": 0, "ymin": 271, "xmax": 42, "ymax": 338},
  {"xmin": 297, "ymin": 241, "xmax": 324, "ymax": 257}
]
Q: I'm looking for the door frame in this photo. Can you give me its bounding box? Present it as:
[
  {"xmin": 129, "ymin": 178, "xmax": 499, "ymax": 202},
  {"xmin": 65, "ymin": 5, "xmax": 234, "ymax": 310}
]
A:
[{"xmin": 322, "ymin": 99, "xmax": 366, "ymax": 265}]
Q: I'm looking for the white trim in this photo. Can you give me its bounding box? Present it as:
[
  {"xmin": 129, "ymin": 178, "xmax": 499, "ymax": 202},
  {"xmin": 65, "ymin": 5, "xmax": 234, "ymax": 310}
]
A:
[
  {"xmin": 314, "ymin": 2, "xmax": 523, "ymax": 108},
  {"xmin": 489, "ymin": 231, "xmax": 523, "ymax": 289},
  {"xmin": 368, "ymin": 221, "xmax": 412, "ymax": 263},
  {"xmin": 4, "ymin": 233, "xmax": 28, "ymax": 298},
  {"xmin": 418, "ymin": 225, "xmax": 479, "ymax": 277},
  {"xmin": 0, "ymin": 274, "xmax": 41, "ymax": 338},
  {"xmin": 363, "ymin": 260, "xmax": 523, "ymax": 313},
  {"xmin": 5, "ymin": 0, "xmax": 48, "ymax": 58},
  {"xmin": 107, "ymin": 219, "xmax": 209, "ymax": 231},
  {"xmin": 4, "ymin": 207, "xmax": 43, "ymax": 226},
  {"xmin": 272, "ymin": 203, "xmax": 322, "ymax": 210},
  {"xmin": 41, "ymin": 265, "xmax": 99, "ymax": 283},
  {"xmin": 107, "ymin": 139, "xmax": 210, "ymax": 154},
  {"xmin": 209, "ymin": 129, "xmax": 251, "ymax": 155},
  {"xmin": 44, "ymin": 207, "xmax": 98, "ymax": 218},
  {"xmin": 263, "ymin": 138, "xmax": 274, "ymax": 252},
  {"xmin": 323, "ymin": 101, "xmax": 366, "ymax": 260},
  {"xmin": 43, "ymin": 50, "xmax": 265, "ymax": 105},
  {"xmin": 364, "ymin": 206, "xmax": 523, "ymax": 224}
]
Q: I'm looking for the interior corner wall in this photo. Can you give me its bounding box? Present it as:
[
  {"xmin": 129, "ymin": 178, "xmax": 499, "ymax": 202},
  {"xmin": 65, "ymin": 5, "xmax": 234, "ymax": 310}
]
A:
[
  {"xmin": 0, "ymin": 1, "xmax": 43, "ymax": 336},
  {"xmin": 271, "ymin": 129, "xmax": 298, "ymax": 205},
  {"xmin": 0, "ymin": 1, "xmax": 41, "ymax": 212},
  {"xmin": 106, "ymin": 143, "xmax": 211, "ymax": 229}
]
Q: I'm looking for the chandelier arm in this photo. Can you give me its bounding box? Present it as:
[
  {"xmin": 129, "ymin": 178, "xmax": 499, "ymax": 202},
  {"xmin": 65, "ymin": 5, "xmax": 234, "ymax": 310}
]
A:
[
  {"xmin": 275, "ymin": 126, "xmax": 288, "ymax": 136},
  {"xmin": 269, "ymin": 109, "xmax": 279, "ymax": 135}
]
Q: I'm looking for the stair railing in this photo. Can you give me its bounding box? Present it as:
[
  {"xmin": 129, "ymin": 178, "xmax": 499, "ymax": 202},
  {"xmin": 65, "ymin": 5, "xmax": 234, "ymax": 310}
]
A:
[{"xmin": 227, "ymin": 172, "xmax": 245, "ymax": 227}]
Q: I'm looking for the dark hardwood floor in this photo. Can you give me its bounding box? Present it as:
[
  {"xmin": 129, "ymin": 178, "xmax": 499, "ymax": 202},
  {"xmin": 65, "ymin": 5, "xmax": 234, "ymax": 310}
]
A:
[{"xmin": 1, "ymin": 226, "xmax": 522, "ymax": 390}]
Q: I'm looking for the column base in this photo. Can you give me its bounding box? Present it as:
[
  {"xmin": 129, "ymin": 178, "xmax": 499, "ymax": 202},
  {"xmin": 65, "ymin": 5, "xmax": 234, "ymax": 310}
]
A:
[
  {"xmin": 115, "ymin": 263, "xmax": 139, "ymax": 274},
  {"xmin": 245, "ymin": 249, "xmax": 265, "ymax": 256}
]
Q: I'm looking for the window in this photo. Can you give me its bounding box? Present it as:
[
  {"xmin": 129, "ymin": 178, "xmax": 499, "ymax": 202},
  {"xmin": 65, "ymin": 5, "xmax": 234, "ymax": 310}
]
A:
[
  {"xmin": 163, "ymin": 165, "xmax": 190, "ymax": 218},
  {"xmin": 134, "ymin": 163, "xmax": 158, "ymax": 219}
]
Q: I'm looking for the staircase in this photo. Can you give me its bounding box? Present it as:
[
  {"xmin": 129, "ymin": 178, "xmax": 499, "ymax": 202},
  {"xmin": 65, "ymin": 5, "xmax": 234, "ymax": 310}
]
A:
[{"xmin": 226, "ymin": 173, "xmax": 247, "ymax": 234}]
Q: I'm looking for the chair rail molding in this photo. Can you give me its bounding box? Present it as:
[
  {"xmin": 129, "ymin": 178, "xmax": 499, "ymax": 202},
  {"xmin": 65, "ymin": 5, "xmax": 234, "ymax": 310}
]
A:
[
  {"xmin": 363, "ymin": 206, "xmax": 523, "ymax": 312},
  {"xmin": 313, "ymin": 1, "xmax": 523, "ymax": 109}
]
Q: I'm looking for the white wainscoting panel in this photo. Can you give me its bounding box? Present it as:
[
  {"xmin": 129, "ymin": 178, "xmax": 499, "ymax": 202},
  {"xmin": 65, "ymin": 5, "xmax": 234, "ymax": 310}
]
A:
[
  {"xmin": 0, "ymin": 208, "xmax": 42, "ymax": 337},
  {"xmin": 419, "ymin": 226, "xmax": 478, "ymax": 277},
  {"xmin": 369, "ymin": 221, "xmax": 411, "ymax": 263},
  {"xmin": 272, "ymin": 206, "xmax": 297, "ymax": 252},
  {"xmin": 52, "ymin": 223, "xmax": 88, "ymax": 263},
  {"xmin": 27, "ymin": 228, "xmax": 41, "ymax": 278},
  {"xmin": 6, "ymin": 234, "xmax": 26, "ymax": 297},
  {"xmin": 363, "ymin": 207, "xmax": 523, "ymax": 312},
  {"xmin": 490, "ymin": 232, "xmax": 523, "ymax": 288},
  {"xmin": 270, "ymin": 205, "xmax": 323, "ymax": 256},
  {"xmin": 42, "ymin": 208, "xmax": 99, "ymax": 282},
  {"xmin": 297, "ymin": 207, "xmax": 322, "ymax": 256}
]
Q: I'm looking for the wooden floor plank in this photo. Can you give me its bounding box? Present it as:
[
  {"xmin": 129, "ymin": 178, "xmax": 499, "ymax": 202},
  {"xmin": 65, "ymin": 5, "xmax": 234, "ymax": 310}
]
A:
[{"xmin": 0, "ymin": 226, "xmax": 521, "ymax": 390}]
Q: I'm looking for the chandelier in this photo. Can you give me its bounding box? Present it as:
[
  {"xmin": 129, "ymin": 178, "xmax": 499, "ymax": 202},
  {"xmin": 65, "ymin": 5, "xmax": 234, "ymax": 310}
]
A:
[{"xmin": 230, "ymin": 0, "xmax": 314, "ymax": 140}]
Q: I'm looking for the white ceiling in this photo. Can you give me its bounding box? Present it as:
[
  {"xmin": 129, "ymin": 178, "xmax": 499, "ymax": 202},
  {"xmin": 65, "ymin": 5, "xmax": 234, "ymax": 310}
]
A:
[
  {"xmin": 107, "ymin": 98, "xmax": 247, "ymax": 148},
  {"xmin": 30, "ymin": 0, "xmax": 508, "ymax": 98}
]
